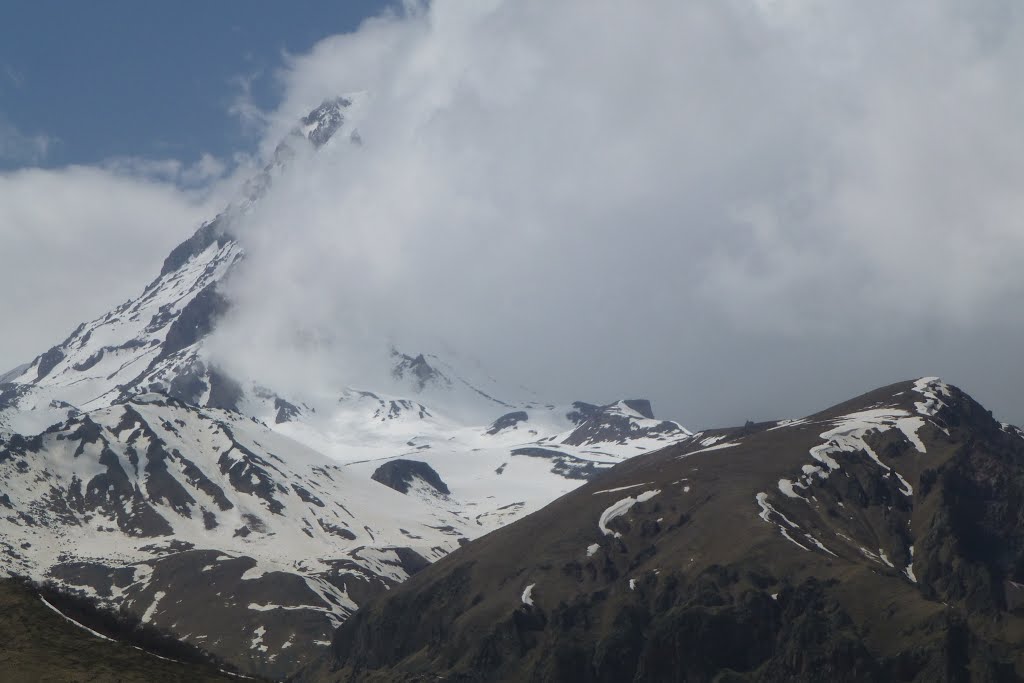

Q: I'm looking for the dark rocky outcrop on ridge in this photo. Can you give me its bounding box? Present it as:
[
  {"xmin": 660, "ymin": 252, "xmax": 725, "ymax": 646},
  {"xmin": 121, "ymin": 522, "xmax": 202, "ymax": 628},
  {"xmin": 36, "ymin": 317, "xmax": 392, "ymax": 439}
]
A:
[
  {"xmin": 487, "ymin": 410, "xmax": 529, "ymax": 435},
  {"xmin": 371, "ymin": 459, "xmax": 451, "ymax": 496}
]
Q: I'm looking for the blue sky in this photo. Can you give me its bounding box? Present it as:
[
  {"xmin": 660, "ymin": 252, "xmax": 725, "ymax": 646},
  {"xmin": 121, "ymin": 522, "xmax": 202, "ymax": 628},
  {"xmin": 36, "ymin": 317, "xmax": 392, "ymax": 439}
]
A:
[{"xmin": 0, "ymin": 0, "xmax": 393, "ymax": 170}]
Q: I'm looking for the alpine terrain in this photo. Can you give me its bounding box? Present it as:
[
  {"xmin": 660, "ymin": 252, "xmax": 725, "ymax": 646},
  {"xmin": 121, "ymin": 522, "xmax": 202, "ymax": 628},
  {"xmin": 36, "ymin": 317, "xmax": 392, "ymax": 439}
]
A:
[
  {"xmin": 0, "ymin": 97, "xmax": 691, "ymax": 679},
  {"xmin": 298, "ymin": 378, "xmax": 1024, "ymax": 682}
]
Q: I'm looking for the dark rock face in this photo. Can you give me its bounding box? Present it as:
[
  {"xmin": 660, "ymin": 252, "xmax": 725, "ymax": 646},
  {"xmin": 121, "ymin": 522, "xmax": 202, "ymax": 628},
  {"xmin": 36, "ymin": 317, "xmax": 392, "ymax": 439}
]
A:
[
  {"xmin": 275, "ymin": 397, "xmax": 302, "ymax": 424},
  {"xmin": 911, "ymin": 392, "xmax": 1024, "ymax": 613},
  {"xmin": 391, "ymin": 352, "xmax": 447, "ymax": 392},
  {"xmin": 296, "ymin": 380, "xmax": 1024, "ymax": 682},
  {"xmin": 371, "ymin": 460, "xmax": 450, "ymax": 496},
  {"xmin": 562, "ymin": 401, "xmax": 681, "ymax": 447},
  {"xmin": 487, "ymin": 411, "xmax": 529, "ymax": 435},
  {"xmin": 0, "ymin": 382, "xmax": 28, "ymax": 412},
  {"xmin": 391, "ymin": 547, "xmax": 431, "ymax": 577},
  {"xmin": 71, "ymin": 349, "xmax": 105, "ymax": 372},
  {"xmin": 374, "ymin": 399, "xmax": 430, "ymax": 421},
  {"xmin": 302, "ymin": 97, "xmax": 351, "ymax": 148},
  {"xmin": 205, "ymin": 368, "xmax": 243, "ymax": 412},
  {"xmin": 159, "ymin": 216, "xmax": 232, "ymax": 277},
  {"xmin": 34, "ymin": 346, "xmax": 66, "ymax": 382},
  {"xmin": 566, "ymin": 401, "xmax": 602, "ymax": 425},
  {"xmin": 166, "ymin": 365, "xmax": 208, "ymax": 405},
  {"xmin": 621, "ymin": 399, "xmax": 655, "ymax": 420},
  {"xmin": 157, "ymin": 285, "xmax": 229, "ymax": 363},
  {"xmin": 216, "ymin": 430, "xmax": 285, "ymax": 515}
]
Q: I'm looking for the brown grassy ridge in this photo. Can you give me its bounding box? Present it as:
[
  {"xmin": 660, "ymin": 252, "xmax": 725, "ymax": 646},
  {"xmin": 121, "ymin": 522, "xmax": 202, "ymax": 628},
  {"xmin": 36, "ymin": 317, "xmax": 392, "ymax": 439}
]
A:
[{"xmin": 0, "ymin": 576, "xmax": 245, "ymax": 682}]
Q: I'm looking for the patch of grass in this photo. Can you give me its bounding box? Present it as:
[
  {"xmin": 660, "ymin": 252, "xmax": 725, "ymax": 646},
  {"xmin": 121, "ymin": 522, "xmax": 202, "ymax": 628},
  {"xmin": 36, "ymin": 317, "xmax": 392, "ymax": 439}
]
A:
[{"xmin": 0, "ymin": 576, "xmax": 241, "ymax": 682}]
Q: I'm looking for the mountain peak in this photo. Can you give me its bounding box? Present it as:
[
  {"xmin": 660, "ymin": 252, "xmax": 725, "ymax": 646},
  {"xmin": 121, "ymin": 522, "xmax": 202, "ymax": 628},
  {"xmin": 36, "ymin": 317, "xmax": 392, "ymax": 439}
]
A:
[{"xmin": 300, "ymin": 96, "xmax": 353, "ymax": 148}]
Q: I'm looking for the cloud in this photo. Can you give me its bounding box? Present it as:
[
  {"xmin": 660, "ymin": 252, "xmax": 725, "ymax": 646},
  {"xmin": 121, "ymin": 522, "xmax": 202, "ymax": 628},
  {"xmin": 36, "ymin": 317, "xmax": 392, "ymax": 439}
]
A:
[
  {"xmin": 3, "ymin": 64, "xmax": 24, "ymax": 89},
  {"xmin": 228, "ymin": 70, "xmax": 270, "ymax": 137},
  {"xmin": 131, "ymin": 0, "xmax": 1024, "ymax": 427},
  {"xmin": 102, "ymin": 152, "xmax": 229, "ymax": 189},
  {"xmin": 0, "ymin": 115, "xmax": 55, "ymax": 164},
  {"xmin": 0, "ymin": 166, "xmax": 215, "ymax": 369}
]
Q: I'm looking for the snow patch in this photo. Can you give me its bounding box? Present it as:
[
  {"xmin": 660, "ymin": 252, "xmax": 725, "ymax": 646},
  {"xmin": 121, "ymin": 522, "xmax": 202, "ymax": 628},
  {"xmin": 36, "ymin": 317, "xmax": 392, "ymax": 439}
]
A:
[
  {"xmin": 682, "ymin": 441, "xmax": 739, "ymax": 457},
  {"xmin": 592, "ymin": 482, "xmax": 651, "ymax": 495},
  {"xmin": 250, "ymin": 625, "xmax": 268, "ymax": 652},
  {"xmin": 778, "ymin": 479, "xmax": 802, "ymax": 499},
  {"xmin": 893, "ymin": 470, "xmax": 914, "ymax": 496},
  {"xmin": 598, "ymin": 490, "xmax": 660, "ymax": 538},
  {"xmin": 779, "ymin": 528, "xmax": 809, "ymax": 551},
  {"xmin": 142, "ymin": 591, "xmax": 166, "ymax": 623},
  {"xmin": 904, "ymin": 546, "xmax": 917, "ymax": 583},
  {"xmin": 804, "ymin": 534, "xmax": 837, "ymax": 556},
  {"xmin": 40, "ymin": 596, "xmax": 115, "ymax": 642},
  {"xmin": 755, "ymin": 492, "xmax": 799, "ymax": 529},
  {"xmin": 768, "ymin": 417, "xmax": 811, "ymax": 431},
  {"xmin": 912, "ymin": 377, "xmax": 951, "ymax": 417},
  {"xmin": 896, "ymin": 416, "xmax": 927, "ymax": 453}
]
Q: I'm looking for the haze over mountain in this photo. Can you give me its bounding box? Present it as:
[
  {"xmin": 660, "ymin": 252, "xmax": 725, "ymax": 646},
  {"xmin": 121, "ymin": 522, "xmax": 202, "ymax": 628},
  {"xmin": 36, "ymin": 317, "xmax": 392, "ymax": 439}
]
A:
[{"xmin": 3, "ymin": 0, "xmax": 1024, "ymax": 430}]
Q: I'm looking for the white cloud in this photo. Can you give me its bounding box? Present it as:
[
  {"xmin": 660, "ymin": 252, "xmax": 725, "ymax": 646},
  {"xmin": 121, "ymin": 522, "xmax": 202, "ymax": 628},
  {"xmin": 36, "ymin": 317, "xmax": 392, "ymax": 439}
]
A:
[
  {"xmin": 3, "ymin": 64, "xmax": 24, "ymax": 89},
  {"xmin": 228, "ymin": 70, "xmax": 270, "ymax": 137},
  {"xmin": 102, "ymin": 152, "xmax": 229, "ymax": 189},
  {"xmin": 0, "ymin": 166, "xmax": 215, "ymax": 368},
  {"xmin": 0, "ymin": 116, "xmax": 54, "ymax": 164},
  {"xmin": 208, "ymin": 0, "xmax": 1024, "ymax": 426}
]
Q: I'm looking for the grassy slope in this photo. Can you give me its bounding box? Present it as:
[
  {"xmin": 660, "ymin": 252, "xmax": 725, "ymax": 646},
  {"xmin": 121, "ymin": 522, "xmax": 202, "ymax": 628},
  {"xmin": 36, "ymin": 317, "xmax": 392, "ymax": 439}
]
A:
[{"xmin": 0, "ymin": 578, "xmax": 237, "ymax": 683}]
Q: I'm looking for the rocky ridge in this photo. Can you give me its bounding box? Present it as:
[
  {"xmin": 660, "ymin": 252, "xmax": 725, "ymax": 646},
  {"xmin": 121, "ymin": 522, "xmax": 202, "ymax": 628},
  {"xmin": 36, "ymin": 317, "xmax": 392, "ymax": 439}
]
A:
[{"xmin": 299, "ymin": 378, "xmax": 1024, "ymax": 682}]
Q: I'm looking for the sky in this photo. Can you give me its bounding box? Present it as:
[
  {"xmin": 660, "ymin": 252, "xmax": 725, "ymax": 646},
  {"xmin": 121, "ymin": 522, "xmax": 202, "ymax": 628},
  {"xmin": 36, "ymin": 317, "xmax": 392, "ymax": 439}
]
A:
[
  {"xmin": 2, "ymin": 0, "xmax": 1024, "ymax": 430},
  {"xmin": 0, "ymin": 1, "xmax": 392, "ymax": 170}
]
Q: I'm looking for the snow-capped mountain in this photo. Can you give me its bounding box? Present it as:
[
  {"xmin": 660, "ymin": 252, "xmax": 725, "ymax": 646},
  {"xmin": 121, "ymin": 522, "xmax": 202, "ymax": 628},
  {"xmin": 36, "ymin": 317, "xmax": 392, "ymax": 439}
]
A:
[
  {"xmin": 0, "ymin": 97, "xmax": 691, "ymax": 678},
  {"xmin": 0, "ymin": 395, "xmax": 472, "ymax": 677}
]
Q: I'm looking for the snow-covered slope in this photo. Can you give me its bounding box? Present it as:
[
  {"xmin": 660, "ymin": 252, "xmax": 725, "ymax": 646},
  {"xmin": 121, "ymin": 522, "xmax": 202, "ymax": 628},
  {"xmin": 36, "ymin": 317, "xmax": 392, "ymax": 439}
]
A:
[
  {"xmin": 0, "ymin": 96, "xmax": 692, "ymax": 677},
  {"xmin": 0, "ymin": 394, "xmax": 471, "ymax": 677}
]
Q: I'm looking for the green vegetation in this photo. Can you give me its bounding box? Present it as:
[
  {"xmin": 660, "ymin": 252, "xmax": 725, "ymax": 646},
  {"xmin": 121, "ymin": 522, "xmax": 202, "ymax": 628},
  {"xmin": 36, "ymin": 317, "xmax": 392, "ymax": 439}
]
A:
[{"xmin": 0, "ymin": 577, "xmax": 239, "ymax": 682}]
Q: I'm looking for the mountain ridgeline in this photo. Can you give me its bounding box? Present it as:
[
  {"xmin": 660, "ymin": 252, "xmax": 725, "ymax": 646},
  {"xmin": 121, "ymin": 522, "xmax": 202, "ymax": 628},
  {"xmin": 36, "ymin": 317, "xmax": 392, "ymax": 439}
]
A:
[{"xmin": 297, "ymin": 379, "xmax": 1024, "ymax": 682}]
